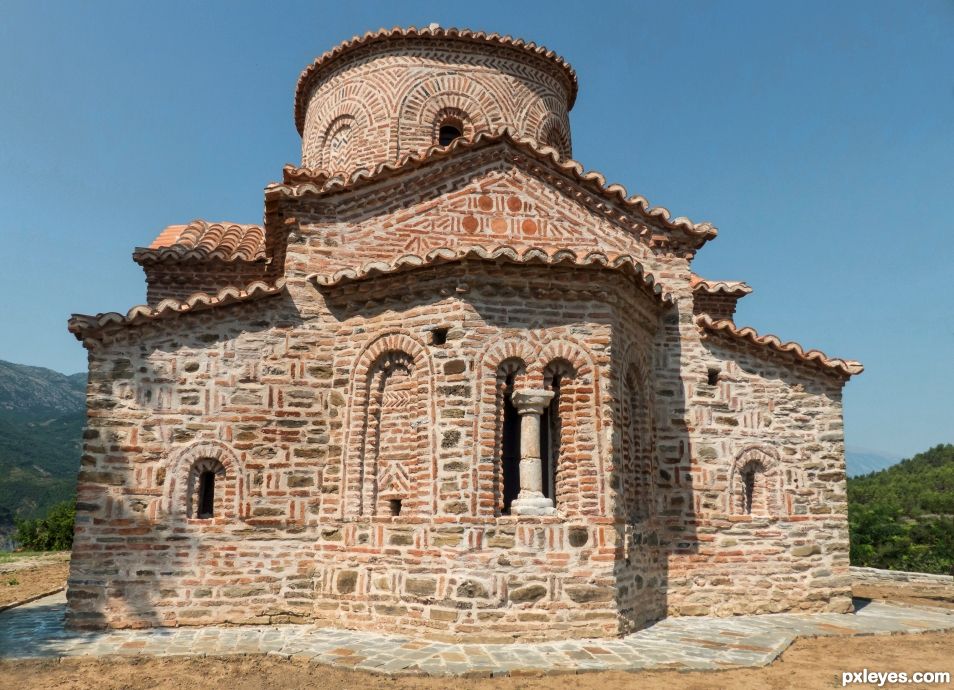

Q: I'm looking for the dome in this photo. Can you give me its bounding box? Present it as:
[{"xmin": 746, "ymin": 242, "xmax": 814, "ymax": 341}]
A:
[{"xmin": 294, "ymin": 25, "xmax": 577, "ymax": 175}]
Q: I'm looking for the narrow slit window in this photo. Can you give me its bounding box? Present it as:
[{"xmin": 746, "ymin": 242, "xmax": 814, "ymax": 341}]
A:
[
  {"xmin": 742, "ymin": 468, "xmax": 755, "ymax": 515},
  {"xmin": 198, "ymin": 470, "xmax": 215, "ymax": 519},
  {"xmin": 540, "ymin": 375, "xmax": 561, "ymax": 501},
  {"xmin": 501, "ymin": 374, "xmax": 520, "ymax": 514},
  {"xmin": 707, "ymin": 367, "xmax": 720, "ymax": 386},
  {"xmin": 388, "ymin": 498, "xmax": 402, "ymax": 516}
]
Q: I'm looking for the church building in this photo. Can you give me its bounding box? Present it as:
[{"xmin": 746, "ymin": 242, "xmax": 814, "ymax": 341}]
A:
[{"xmin": 67, "ymin": 25, "xmax": 862, "ymax": 641}]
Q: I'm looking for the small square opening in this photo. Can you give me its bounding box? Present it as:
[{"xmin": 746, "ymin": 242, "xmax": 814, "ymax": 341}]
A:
[
  {"xmin": 707, "ymin": 368, "xmax": 720, "ymax": 386},
  {"xmin": 430, "ymin": 327, "xmax": 449, "ymax": 346},
  {"xmin": 388, "ymin": 498, "xmax": 402, "ymax": 516}
]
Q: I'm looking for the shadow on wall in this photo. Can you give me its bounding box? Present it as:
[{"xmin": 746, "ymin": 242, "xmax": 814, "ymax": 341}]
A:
[
  {"xmin": 67, "ymin": 293, "xmax": 308, "ymax": 630},
  {"xmin": 611, "ymin": 305, "xmax": 698, "ymax": 633}
]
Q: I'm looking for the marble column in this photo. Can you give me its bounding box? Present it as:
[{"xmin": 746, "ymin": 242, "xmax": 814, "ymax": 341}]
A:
[{"xmin": 509, "ymin": 389, "xmax": 556, "ymax": 516}]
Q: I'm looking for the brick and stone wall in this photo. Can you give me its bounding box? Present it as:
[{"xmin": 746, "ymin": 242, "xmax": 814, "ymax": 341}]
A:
[
  {"xmin": 69, "ymin": 266, "xmax": 664, "ymax": 641},
  {"xmin": 67, "ymin": 27, "xmax": 858, "ymax": 642},
  {"xmin": 298, "ymin": 38, "xmax": 573, "ymax": 175},
  {"xmin": 659, "ymin": 278, "xmax": 853, "ymax": 616}
]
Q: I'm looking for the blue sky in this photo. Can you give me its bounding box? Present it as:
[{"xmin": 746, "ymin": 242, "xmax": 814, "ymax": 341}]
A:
[{"xmin": 0, "ymin": 1, "xmax": 951, "ymax": 458}]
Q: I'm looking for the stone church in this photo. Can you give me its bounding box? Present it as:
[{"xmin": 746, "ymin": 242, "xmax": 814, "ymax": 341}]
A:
[{"xmin": 67, "ymin": 26, "xmax": 863, "ymax": 641}]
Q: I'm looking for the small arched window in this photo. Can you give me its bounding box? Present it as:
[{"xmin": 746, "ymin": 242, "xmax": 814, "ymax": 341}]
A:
[
  {"xmin": 737, "ymin": 460, "xmax": 765, "ymax": 515},
  {"xmin": 197, "ymin": 470, "xmax": 216, "ymax": 518},
  {"xmin": 439, "ymin": 123, "xmax": 463, "ymax": 146},
  {"xmin": 187, "ymin": 458, "xmax": 226, "ymax": 519}
]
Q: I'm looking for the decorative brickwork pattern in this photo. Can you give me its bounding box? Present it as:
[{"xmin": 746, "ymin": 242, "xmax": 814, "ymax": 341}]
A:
[{"xmin": 66, "ymin": 25, "xmax": 862, "ymax": 641}]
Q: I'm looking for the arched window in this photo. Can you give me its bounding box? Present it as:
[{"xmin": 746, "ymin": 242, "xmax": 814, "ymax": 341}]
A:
[
  {"xmin": 541, "ymin": 359, "xmax": 575, "ymax": 510},
  {"xmin": 737, "ymin": 460, "xmax": 766, "ymax": 515},
  {"xmin": 187, "ymin": 458, "xmax": 226, "ymax": 519},
  {"xmin": 495, "ymin": 358, "xmax": 525, "ymax": 515},
  {"xmin": 729, "ymin": 447, "xmax": 782, "ymax": 516},
  {"xmin": 742, "ymin": 465, "xmax": 756, "ymax": 514},
  {"xmin": 433, "ymin": 109, "xmax": 469, "ymax": 148},
  {"xmin": 438, "ymin": 122, "xmax": 463, "ymax": 146}
]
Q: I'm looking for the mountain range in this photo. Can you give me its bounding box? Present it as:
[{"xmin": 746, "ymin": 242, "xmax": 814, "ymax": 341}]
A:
[{"xmin": 0, "ymin": 360, "xmax": 85, "ymax": 533}]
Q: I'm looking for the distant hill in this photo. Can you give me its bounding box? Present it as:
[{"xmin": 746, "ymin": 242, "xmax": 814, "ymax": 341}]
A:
[
  {"xmin": 848, "ymin": 444, "xmax": 954, "ymax": 575},
  {"xmin": 846, "ymin": 447, "xmax": 901, "ymax": 477},
  {"xmin": 0, "ymin": 360, "xmax": 85, "ymax": 533}
]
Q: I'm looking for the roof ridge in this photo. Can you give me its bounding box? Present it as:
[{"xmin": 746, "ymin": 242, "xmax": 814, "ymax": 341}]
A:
[
  {"xmin": 696, "ymin": 315, "xmax": 863, "ymax": 377},
  {"xmin": 307, "ymin": 243, "xmax": 674, "ymax": 304},
  {"xmin": 68, "ymin": 279, "xmax": 286, "ymax": 340},
  {"xmin": 294, "ymin": 25, "xmax": 578, "ymax": 134},
  {"xmin": 690, "ymin": 274, "xmax": 753, "ymax": 296},
  {"xmin": 272, "ymin": 128, "xmax": 717, "ymax": 247}
]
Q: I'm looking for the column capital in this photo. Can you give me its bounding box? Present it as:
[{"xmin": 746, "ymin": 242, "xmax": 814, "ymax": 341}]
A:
[{"xmin": 511, "ymin": 389, "xmax": 554, "ymax": 415}]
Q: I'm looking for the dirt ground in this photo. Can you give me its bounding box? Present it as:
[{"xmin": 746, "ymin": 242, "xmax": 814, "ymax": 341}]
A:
[
  {"xmin": 0, "ymin": 552, "xmax": 69, "ymax": 608},
  {"xmin": 2, "ymin": 632, "xmax": 952, "ymax": 690},
  {"xmin": 1, "ymin": 558, "xmax": 952, "ymax": 689}
]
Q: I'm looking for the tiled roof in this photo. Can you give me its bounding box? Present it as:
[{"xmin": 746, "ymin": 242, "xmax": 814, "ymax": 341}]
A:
[
  {"xmin": 696, "ymin": 315, "xmax": 863, "ymax": 377},
  {"xmin": 272, "ymin": 128, "xmax": 718, "ymax": 249},
  {"xmin": 294, "ymin": 25, "xmax": 578, "ymax": 134},
  {"xmin": 134, "ymin": 220, "xmax": 266, "ymax": 263},
  {"xmin": 68, "ymin": 279, "xmax": 285, "ymax": 340},
  {"xmin": 690, "ymin": 274, "xmax": 752, "ymax": 296},
  {"xmin": 308, "ymin": 244, "xmax": 675, "ymax": 304}
]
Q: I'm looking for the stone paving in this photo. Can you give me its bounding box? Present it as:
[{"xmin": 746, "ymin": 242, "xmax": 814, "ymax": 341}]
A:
[{"xmin": 2, "ymin": 594, "xmax": 953, "ymax": 676}]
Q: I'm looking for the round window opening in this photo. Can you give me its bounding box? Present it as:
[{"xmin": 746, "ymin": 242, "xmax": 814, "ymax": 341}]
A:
[{"xmin": 438, "ymin": 123, "xmax": 463, "ymax": 147}]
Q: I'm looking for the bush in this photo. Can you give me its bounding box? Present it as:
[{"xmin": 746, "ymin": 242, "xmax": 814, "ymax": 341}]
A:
[{"xmin": 13, "ymin": 499, "xmax": 75, "ymax": 551}]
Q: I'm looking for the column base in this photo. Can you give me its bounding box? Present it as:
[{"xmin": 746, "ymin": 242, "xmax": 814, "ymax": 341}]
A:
[{"xmin": 510, "ymin": 492, "xmax": 556, "ymax": 516}]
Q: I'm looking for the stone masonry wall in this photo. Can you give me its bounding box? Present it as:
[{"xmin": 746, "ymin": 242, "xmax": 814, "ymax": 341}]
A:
[
  {"xmin": 69, "ymin": 266, "xmax": 665, "ymax": 642},
  {"xmin": 657, "ymin": 276, "xmax": 853, "ymax": 617}
]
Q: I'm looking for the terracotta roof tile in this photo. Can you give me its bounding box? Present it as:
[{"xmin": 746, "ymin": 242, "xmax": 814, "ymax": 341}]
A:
[
  {"xmin": 697, "ymin": 315, "xmax": 863, "ymax": 378},
  {"xmin": 690, "ymin": 273, "xmax": 752, "ymax": 297},
  {"xmin": 68, "ymin": 279, "xmax": 285, "ymax": 340},
  {"xmin": 272, "ymin": 128, "xmax": 718, "ymax": 249},
  {"xmin": 135, "ymin": 220, "xmax": 266, "ymax": 264},
  {"xmin": 294, "ymin": 25, "xmax": 578, "ymax": 134},
  {"xmin": 308, "ymin": 244, "xmax": 675, "ymax": 304}
]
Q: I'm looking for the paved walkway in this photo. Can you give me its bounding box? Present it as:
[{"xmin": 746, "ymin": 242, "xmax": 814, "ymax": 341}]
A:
[{"xmin": 2, "ymin": 593, "xmax": 953, "ymax": 676}]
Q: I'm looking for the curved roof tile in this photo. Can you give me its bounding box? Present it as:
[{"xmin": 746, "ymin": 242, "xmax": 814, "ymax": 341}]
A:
[
  {"xmin": 697, "ymin": 315, "xmax": 863, "ymax": 378},
  {"xmin": 135, "ymin": 220, "xmax": 266, "ymax": 264},
  {"xmin": 68, "ymin": 279, "xmax": 285, "ymax": 339},
  {"xmin": 690, "ymin": 274, "xmax": 753, "ymax": 297},
  {"xmin": 294, "ymin": 25, "xmax": 578, "ymax": 135},
  {"xmin": 273, "ymin": 128, "xmax": 717, "ymax": 248},
  {"xmin": 308, "ymin": 244, "xmax": 675, "ymax": 304}
]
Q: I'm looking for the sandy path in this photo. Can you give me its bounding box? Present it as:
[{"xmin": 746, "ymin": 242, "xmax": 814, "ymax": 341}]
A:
[{"xmin": 0, "ymin": 558, "xmax": 69, "ymax": 609}]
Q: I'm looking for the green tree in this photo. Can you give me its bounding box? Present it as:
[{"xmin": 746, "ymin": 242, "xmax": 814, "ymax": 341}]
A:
[
  {"xmin": 13, "ymin": 499, "xmax": 75, "ymax": 551},
  {"xmin": 848, "ymin": 444, "xmax": 954, "ymax": 575}
]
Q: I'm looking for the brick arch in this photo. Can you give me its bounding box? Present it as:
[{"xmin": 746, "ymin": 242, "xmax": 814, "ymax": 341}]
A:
[
  {"xmin": 339, "ymin": 331, "xmax": 436, "ymax": 518},
  {"xmin": 162, "ymin": 440, "xmax": 246, "ymax": 521},
  {"xmin": 537, "ymin": 338, "xmax": 604, "ymax": 516},
  {"xmin": 536, "ymin": 115, "xmax": 572, "ymax": 159},
  {"xmin": 470, "ymin": 336, "xmax": 545, "ymax": 516},
  {"xmin": 321, "ymin": 114, "xmax": 358, "ymax": 174},
  {"xmin": 617, "ymin": 342, "xmax": 657, "ymax": 521},
  {"xmin": 396, "ymin": 75, "xmax": 502, "ymax": 159},
  {"xmin": 301, "ymin": 84, "xmax": 386, "ymax": 169},
  {"xmin": 514, "ymin": 89, "xmax": 570, "ymax": 155},
  {"xmin": 728, "ymin": 446, "xmax": 782, "ymax": 516}
]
